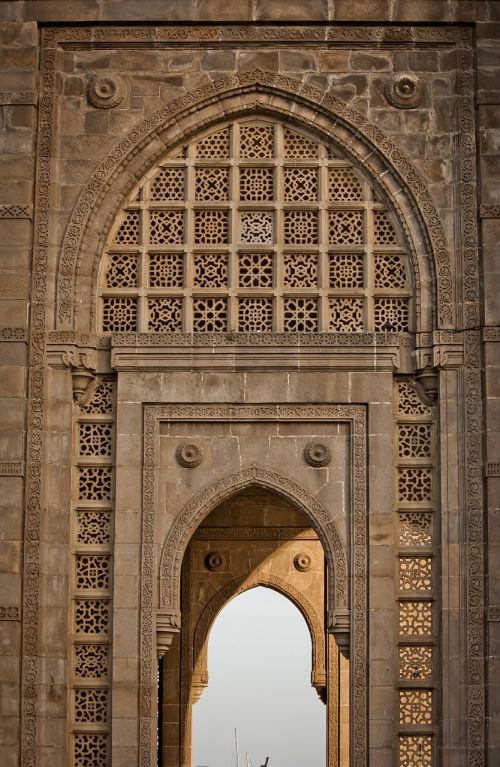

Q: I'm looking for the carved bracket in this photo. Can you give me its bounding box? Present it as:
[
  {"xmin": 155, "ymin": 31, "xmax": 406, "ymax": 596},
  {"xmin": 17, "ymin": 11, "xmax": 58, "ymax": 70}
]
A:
[
  {"xmin": 156, "ymin": 610, "xmax": 181, "ymax": 659},
  {"xmin": 61, "ymin": 347, "xmax": 97, "ymax": 404},
  {"xmin": 328, "ymin": 608, "xmax": 351, "ymax": 658}
]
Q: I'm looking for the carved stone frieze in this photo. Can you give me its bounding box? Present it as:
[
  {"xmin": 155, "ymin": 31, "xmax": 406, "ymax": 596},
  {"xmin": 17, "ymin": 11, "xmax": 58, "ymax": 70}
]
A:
[
  {"xmin": 0, "ymin": 205, "xmax": 32, "ymax": 219},
  {"xmin": 480, "ymin": 204, "xmax": 500, "ymax": 219},
  {"xmin": 0, "ymin": 605, "xmax": 20, "ymax": 620},
  {"xmin": 0, "ymin": 461, "xmax": 24, "ymax": 476},
  {"xmin": 0, "ymin": 327, "xmax": 27, "ymax": 341}
]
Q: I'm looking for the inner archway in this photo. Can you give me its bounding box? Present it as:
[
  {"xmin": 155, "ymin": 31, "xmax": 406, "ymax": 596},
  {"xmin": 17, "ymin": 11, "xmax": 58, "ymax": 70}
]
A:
[
  {"xmin": 192, "ymin": 586, "xmax": 326, "ymax": 767},
  {"xmin": 159, "ymin": 486, "xmax": 348, "ymax": 767}
]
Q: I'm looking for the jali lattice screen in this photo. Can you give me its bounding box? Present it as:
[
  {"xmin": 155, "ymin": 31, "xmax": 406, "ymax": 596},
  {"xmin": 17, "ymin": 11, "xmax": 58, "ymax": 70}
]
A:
[{"xmin": 99, "ymin": 119, "xmax": 412, "ymax": 333}]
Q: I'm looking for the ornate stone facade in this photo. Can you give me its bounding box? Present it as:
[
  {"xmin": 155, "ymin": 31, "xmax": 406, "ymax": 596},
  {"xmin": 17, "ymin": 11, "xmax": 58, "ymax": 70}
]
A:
[{"xmin": 0, "ymin": 3, "xmax": 498, "ymax": 767}]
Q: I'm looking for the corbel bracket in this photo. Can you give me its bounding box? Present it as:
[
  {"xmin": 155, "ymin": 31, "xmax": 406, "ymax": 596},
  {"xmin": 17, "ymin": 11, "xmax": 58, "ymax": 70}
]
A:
[
  {"xmin": 62, "ymin": 347, "xmax": 97, "ymax": 405},
  {"xmin": 327, "ymin": 608, "xmax": 350, "ymax": 659},
  {"xmin": 156, "ymin": 610, "xmax": 181, "ymax": 659}
]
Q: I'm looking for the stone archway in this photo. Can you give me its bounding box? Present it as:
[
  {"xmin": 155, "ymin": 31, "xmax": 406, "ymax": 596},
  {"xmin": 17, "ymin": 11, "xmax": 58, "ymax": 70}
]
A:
[{"xmin": 161, "ymin": 485, "xmax": 338, "ymax": 767}]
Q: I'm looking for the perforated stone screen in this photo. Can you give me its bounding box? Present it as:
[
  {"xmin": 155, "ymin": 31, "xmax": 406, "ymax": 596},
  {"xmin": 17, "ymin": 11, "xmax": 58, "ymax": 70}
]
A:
[{"xmin": 99, "ymin": 119, "xmax": 412, "ymax": 333}]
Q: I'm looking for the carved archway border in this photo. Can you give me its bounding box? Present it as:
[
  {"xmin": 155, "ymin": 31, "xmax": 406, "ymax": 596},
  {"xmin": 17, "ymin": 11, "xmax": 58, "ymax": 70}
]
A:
[
  {"xmin": 143, "ymin": 403, "xmax": 367, "ymax": 767},
  {"xmin": 191, "ymin": 570, "xmax": 326, "ymax": 693},
  {"xmin": 56, "ymin": 68, "xmax": 453, "ymax": 331},
  {"xmin": 159, "ymin": 465, "xmax": 347, "ymax": 617}
]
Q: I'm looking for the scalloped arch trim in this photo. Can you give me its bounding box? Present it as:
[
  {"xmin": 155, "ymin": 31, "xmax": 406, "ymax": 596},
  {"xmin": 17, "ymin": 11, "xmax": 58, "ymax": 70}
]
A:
[
  {"xmin": 192, "ymin": 571, "xmax": 326, "ymax": 691},
  {"xmin": 57, "ymin": 68, "xmax": 453, "ymax": 330}
]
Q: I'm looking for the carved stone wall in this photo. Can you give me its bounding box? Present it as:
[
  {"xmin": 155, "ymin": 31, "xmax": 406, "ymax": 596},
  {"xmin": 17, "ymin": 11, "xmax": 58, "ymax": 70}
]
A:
[{"xmin": 0, "ymin": 5, "xmax": 498, "ymax": 767}]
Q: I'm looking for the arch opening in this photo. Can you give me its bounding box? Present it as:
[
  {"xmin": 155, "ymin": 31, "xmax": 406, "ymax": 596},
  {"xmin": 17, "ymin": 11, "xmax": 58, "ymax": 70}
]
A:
[
  {"xmin": 192, "ymin": 587, "xmax": 327, "ymax": 767},
  {"xmin": 159, "ymin": 486, "xmax": 348, "ymax": 767}
]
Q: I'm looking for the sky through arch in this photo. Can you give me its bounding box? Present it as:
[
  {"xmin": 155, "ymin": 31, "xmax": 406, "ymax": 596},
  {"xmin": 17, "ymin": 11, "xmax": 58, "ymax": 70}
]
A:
[{"xmin": 192, "ymin": 586, "xmax": 326, "ymax": 767}]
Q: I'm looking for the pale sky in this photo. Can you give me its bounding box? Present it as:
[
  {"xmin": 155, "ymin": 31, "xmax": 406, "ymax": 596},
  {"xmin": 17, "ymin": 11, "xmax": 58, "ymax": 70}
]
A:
[{"xmin": 192, "ymin": 586, "xmax": 326, "ymax": 767}]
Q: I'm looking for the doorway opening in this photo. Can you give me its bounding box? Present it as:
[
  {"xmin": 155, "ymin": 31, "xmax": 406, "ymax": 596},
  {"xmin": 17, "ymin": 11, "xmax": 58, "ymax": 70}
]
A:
[
  {"xmin": 159, "ymin": 486, "xmax": 349, "ymax": 767},
  {"xmin": 192, "ymin": 585, "xmax": 326, "ymax": 767}
]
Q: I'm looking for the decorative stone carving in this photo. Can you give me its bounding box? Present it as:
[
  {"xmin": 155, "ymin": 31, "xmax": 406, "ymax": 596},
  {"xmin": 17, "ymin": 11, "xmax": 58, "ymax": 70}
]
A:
[
  {"xmin": 156, "ymin": 612, "xmax": 180, "ymax": 659},
  {"xmin": 328, "ymin": 608, "xmax": 351, "ymax": 657},
  {"xmin": 294, "ymin": 553, "xmax": 312, "ymax": 572},
  {"xmin": 385, "ymin": 73, "xmax": 424, "ymax": 109},
  {"xmin": 62, "ymin": 348, "xmax": 97, "ymax": 404},
  {"xmin": 414, "ymin": 367, "xmax": 439, "ymax": 405},
  {"xmin": 175, "ymin": 443, "xmax": 202, "ymax": 468},
  {"xmin": 87, "ymin": 74, "xmax": 126, "ymax": 109},
  {"xmin": 304, "ymin": 442, "xmax": 331, "ymax": 467},
  {"xmin": 204, "ymin": 552, "xmax": 224, "ymax": 572}
]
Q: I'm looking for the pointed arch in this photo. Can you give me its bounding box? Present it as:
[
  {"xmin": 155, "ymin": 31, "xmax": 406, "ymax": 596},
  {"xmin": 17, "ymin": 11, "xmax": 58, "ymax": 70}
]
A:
[
  {"xmin": 56, "ymin": 68, "xmax": 453, "ymax": 332},
  {"xmin": 159, "ymin": 464, "xmax": 347, "ymax": 624},
  {"xmin": 192, "ymin": 572, "xmax": 326, "ymax": 694}
]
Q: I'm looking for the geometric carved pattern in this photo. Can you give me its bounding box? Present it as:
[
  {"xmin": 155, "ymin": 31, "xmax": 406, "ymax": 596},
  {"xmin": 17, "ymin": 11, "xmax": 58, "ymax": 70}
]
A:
[
  {"xmin": 239, "ymin": 298, "xmax": 273, "ymax": 332},
  {"xmin": 76, "ymin": 511, "xmax": 111, "ymax": 545},
  {"xmin": 75, "ymin": 600, "xmax": 110, "ymax": 634},
  {"xmin": 398, "ymin": 468, "xmax": 432, "ymax": 503},
  {"xmin": 330, "ymin": 253, "xmax": 364, "ymax": 288},
  {"xmin": 193, "ymin": 253, "xmax": 227, "ymax": 288},
  {"xmin": 73, "ymin": 734, "xmax": 108, "ymax": 767},
  {"xmin": 79, "ymin": 423, "xmax": 113, "ymax": 457},
  {"xmin": 240, "ymin": 167, "xmax": 274, "ymax": 201},
  {"xmin": 74, "ymin": 644, "xmax": 109, "ymax": 679},
  {"xmin": 74, "ymin": 689, "xmax": 108, "ymax": 723},
  {"xmin": 195, "ymin": 167, "xmax": 229, "ymax": 201},
  {"xmin": 398, "ymin": 513, "xmax": 432, "ymax": 547},
  {"xmin": 374, "ymin": 298, "xmax": 409, "ymax": 332},
  {"xmin": 238, "ymin": 253, "xmax": 273, "ymax": 288},
  {"xmin": 374, "ymin": 252, "xmax": 406, "ymax": 289},
  {"xmin": 78, "ymin": 467, "xmax": 112, "ymax": 501},
  {"xmin": 148, "ymin": 297, "xmax": 183, "ymax": 332},
  {"xmin": 149, "ymin": 253, "xmax": 184, "ymax": 288},
  {"xmin": 150, "ymin": 166, "xmax": 185, "ymax": 201},
  {"xmin": 105, "ymin": 253, "xmax": 137, "ymax": 288},
  {"xmin": 73, "ymin": 379, "xmax": 114, "ymax": 765},
  {"xmin": 100, "ymin": 119, "xmax": 412, "ymax": 333},
  {"xmin": 399, "ymin": 690, "xmax": 432, "ymax": 725},
  {"xmin": 399, "ymin": 736, "xmax": 432, "ymax": 767},
  {"xmin": 399, "ymin": 646, "xmax": 433, "ymax": 680},
  {"xmin": 399, "ymin": 557, "xmax": 432, "ymax": 592},
  {"xmin": 394, "ymin": 377, "xmax": 436, "ymax": 763},
  {"xmin": 398, "ymin": 424, "xmax": 431, "ymax": 458},
  {"xmin": 79, "ymin": 380, "xmax": 113, "ymax": 415},
  {"xmin": 76, "ymin": 555, "xmax": 110, "ymax": 591},
  {"xmin": 399, "ymin": 601, "xmax": 433, "ymax": 636},
  {"xmin": 396, "ymin": 382, "xmax": 431, "ymax": 417},
  {"xmin": 284, "ymin": 253, "xmax": 317, "ymax": 287},
  {"xmin": 284, "ymin": 127, "xmax": 318, "ymax": 159}
]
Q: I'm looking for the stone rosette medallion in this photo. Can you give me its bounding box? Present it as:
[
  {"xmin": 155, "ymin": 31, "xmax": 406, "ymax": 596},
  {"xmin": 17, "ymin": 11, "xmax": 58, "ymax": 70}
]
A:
[
  {"xmin": 385, "ymin": 73, "xmax": 424, "ymax": 109},
  {"xmin": 293, "ymin": 553, "xmax": 312, "ymax": 572},
  {"xmin": 204, "ymin": 552, "xmax": 224, "ymax": 572},
  {"xmin": 175, "ymin": 442, "xmax": 202, "ymax": 468},
  {"xmin": 87, "ymin": 74, "xmax": 126, "ymax": 108},
  {"xmin": 304, "ymin": 442, "xmax": 331, "ymax": 467}
]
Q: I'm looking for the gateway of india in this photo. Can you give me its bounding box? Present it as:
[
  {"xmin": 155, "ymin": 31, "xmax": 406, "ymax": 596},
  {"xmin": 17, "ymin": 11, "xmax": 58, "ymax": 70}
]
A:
[{"xmin": 0, "ymin": 0, "xmax": 499, "ymax": 765}]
